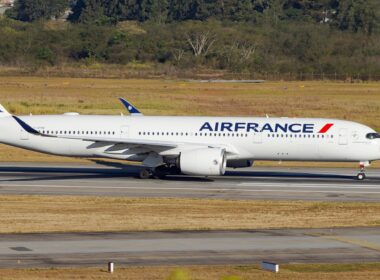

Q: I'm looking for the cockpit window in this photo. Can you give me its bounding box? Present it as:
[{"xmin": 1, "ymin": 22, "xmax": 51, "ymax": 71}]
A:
[{"xmin": 366, "ymin": 133, "xmax": 380, "ymax": 139}]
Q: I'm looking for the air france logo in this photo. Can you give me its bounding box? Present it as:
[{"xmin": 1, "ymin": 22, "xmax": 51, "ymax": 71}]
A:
[{"xmin": 199, "ymin": 122, "xmax": 334, "ymax": 134}]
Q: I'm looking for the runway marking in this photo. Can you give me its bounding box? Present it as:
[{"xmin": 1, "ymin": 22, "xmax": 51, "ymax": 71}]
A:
[
  {"xmin": 319, "ymin": 235, "xmax": 380, "ymax": 252},
  {"xmin": 239, "ymin": 183, "xmax": 380, "ymax": 189},
  {"xmin": 1, "ymin": 184, "xmax": 380, "ymax": 195}
]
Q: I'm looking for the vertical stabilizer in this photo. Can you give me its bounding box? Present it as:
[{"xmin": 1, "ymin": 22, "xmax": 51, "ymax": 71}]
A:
[
  {"xmin": 119, "ymin": 98, "xmax": 143, "ymax": 116},
  {"xmin": 0, "ymin": 104, "xmax": 11, "ymax": 117}
]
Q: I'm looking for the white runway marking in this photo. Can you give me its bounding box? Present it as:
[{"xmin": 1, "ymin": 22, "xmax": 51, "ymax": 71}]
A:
[{"xmin": 239, "ymin": 183, "xmax": 380, "ymax": 189}]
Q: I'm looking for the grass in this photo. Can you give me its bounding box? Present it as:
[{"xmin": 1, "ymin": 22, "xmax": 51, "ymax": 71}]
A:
[
  {"xmin": 0, "ymin": 195, "xmax": 379, "ymax": 233},
  {"xmin": 0, "ymin": 77, "xmax": 379, "ymax": 165},
  {"xmin": 1, "ymin": 263, "xmax": 380, "ymax": 279}
]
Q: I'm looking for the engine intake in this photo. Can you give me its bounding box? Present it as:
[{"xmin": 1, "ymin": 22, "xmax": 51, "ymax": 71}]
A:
[{"xmin": 179, "ymin": 148, "xmax": 226, "ymax": 176}]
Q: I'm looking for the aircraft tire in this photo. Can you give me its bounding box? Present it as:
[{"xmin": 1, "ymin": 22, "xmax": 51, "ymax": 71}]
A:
[
  {"xmin": 356, "ymin": 173, "xmax": 366, "ymax": 181},
  {"xmin": 139, "ymin": 169, "xmax": 152, "ymax": 179}
]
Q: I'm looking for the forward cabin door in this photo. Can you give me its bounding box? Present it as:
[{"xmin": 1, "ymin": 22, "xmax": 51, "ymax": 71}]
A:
[
  {"xmin": 339, "ymin": 128, "xmax": 348, "ymax": 145},
  {"xmin": 120, "ymin": 126, "xmax": 129, "ymax": 139}
]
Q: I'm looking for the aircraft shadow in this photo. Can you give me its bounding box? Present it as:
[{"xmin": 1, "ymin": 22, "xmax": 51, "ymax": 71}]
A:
[
  {"xmin": 224, "ymin": 170, "xmax": 354, "ymax": 180},
  {"xmin": 0, "ymin": 160, "xmax": 365, "ymax": 182},
  {"xmin": 0, "ymin": 161, "xmax": 211, "ymax": 183}
]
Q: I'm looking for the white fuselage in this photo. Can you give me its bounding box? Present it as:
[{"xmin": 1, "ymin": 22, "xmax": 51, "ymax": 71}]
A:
[{"xmin": 0, "ymin": 115, "xmax": 380, "ymax": 164}]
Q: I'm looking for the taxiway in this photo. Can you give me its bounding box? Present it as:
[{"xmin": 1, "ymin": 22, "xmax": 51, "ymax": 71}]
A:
[{"xmin": 0, "ymin": 228, "xmax": 379, "ymax": 268}]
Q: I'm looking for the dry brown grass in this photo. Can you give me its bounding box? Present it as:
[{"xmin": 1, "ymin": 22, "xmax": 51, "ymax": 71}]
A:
[
  {"xmin": 1, "ymin": 263, "xmax": 380, "ymax": 280},
  {"xmin": 0, "ymin": 77, "xmax": 379, "ymax": 165},
  {"xmin": 0, "ymin": 196, "xmax": 379, "ymax": 233}
]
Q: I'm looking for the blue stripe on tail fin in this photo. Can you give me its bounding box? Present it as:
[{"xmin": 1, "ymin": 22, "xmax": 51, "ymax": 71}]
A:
[
  {"xmin": 12, "ymin": 116, "xmax": 40, "ymax": 134},
  {"xmin": 119, "ymin": 98, "xmax": 143, "ymax": 115}
]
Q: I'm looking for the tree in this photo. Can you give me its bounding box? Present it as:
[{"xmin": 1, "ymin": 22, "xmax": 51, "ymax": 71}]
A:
[
  {"xmin": 231, "ymin": 0, "xmax": 253, "ymax": 21},
  {"xmin": 69, "ymin": 0, "xmax": 106, "ymax": 24},
  {"xmin": 168, "ymin": 0, "xmax": 192, "ymax": 21},
  {"xmin": 334, "ymin": 0, "xmax": 379, "ymax": 35},
  {"xmin": 8, "ymin": 0, "xmax": 69, "ymax": 22},
  {"xmin": 187, "ymin": 30, "xmax": 216, "ymax": 56},
  {"xmin": 150, "ymin": 0, "xmax": 169, "ymax": 23}
]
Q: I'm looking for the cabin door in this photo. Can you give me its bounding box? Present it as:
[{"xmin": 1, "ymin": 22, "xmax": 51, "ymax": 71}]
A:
[
  {"xmin": 339, "ymin": 128, "xmax": 348, "ymax": 145},
  {"xmin": 120, "ymin": 126, "xmax": 129, "ymax": 139}
]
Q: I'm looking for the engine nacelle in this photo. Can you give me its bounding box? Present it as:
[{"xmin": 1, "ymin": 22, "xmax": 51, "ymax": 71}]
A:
[
  {"xmin": 227, "ymin": 159, "xmax": 254, "ymax": 168},
  {"xmin": 179, "ymin": 148, "xmax": 226, "ymax": 176}
]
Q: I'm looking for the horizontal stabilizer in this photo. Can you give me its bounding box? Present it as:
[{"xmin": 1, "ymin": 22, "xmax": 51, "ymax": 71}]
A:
[{"xmin": 119, "ymin": 98, "xmax": 143, "ymax": 116}]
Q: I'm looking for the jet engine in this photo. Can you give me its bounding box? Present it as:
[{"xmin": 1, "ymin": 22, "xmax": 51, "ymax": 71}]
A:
[
  {"xmin": 179, "ymin": 148, "xmax": 226, "ymax": 176},
  {"xmin": 227, "ymin": 159, "xmax": 254, "ymax": 168}
]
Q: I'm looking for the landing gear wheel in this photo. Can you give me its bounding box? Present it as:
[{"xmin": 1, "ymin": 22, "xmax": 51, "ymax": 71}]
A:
[
  {"xmin": 139, "ymin": 169, "xmax": 152, "ymax": 179},
  {"xmin": 357, "ymin": 173, "xmax": 366, "ymax": 181}
]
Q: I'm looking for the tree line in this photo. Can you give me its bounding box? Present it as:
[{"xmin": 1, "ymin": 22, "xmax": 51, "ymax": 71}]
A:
[
  {"xmin": 6, "ymin": 0, "xmax": 380, "ymax": 34},
  {"xmin": 0, "ymin": 1, "xmax": 379, "ymax": 79}
]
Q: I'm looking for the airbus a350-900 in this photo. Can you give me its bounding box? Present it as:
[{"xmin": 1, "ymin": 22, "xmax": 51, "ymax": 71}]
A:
[{"xmin": 0, "ymin": 98, "xmax": 379, "ymax": 180}]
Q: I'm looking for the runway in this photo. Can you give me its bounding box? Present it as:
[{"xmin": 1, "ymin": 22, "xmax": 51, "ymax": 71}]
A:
[
  {"xmin": 0, "ymin": 162, "xmax": 379, "ymax": 201},
  {"xmin": 1, "ymin": 227, "xmax": 380, "ymax": 268}
]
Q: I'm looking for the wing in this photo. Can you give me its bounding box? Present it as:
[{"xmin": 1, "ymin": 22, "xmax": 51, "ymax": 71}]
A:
[{"xmin": 59, "ymin": 135, "xmax": 178, "ymax": 150}]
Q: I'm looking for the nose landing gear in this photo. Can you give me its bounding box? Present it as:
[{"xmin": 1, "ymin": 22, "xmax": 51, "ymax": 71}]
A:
[
  {"xmin": 356, "ymin": 172, "xmax": 366, "ymax": 181},
  {"xmin": 356, "ymin": 161, "xmax": 370, "ymax": 181}
]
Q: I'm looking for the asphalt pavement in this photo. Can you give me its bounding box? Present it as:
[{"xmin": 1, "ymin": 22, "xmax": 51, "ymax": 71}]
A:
[
  {"xmin": 0, "ymin": 162, "xmax": 378, "ymax": 201},
  {"xmin": 0, "ymin": 228, "xmax": 379, "ymax": 268}
]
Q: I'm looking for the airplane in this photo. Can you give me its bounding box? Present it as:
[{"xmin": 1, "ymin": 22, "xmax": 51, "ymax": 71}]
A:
[{"xmin": 0, "ymin": 99, "xmax": 379, "ymax": 180}]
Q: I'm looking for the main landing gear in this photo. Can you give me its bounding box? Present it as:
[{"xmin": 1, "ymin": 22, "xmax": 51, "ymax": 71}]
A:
[
  {"xmin": 356, "ymin": 161, "xmax": 370, "ymax": 181},
  {"xmin": 139, "ymin": 165, "xmax": 180, "ymax": 179},
  {"xmin": 139, "ymin": 168, "xmax": 153, "ymax": 179}
]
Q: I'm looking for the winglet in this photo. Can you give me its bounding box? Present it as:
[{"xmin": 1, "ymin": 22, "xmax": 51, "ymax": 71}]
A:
[
  {"xmin": 0, "ymin": 104, "xmax": 11, "ymax": 117},
  {"xmin": 12, "ymin": 116, "xmax": 40, "ymax": 135},
  {"xmin": 119, "ymin": 98, "xmax": 143, "ymax": 115}
]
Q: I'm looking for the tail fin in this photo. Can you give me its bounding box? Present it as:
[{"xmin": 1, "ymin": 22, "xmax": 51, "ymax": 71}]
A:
[
  {"xmin": 0, "ymin": 104, "xmax": 11, "ymax": 117},
  {"xmin": 119, "ymin": 98, "xmax": 143, "ymax": 116}
]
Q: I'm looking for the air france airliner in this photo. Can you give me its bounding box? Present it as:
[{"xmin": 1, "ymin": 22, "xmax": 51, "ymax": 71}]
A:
[{"xmin": 0, "ymin": 98, "xmax": 379, "ymax": 180}]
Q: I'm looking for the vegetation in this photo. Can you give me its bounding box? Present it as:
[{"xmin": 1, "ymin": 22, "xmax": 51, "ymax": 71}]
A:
[
  {"xmin": 0, "ymin": 0, "xmax": 379, "ymax": 79},
  {"xmin": 0, "ymin": 195, "xmax": 379, "ymax": 233},
  {"xmin": 0, "ymin": 77, "xmax": 379, "ymax": 165},
  {"xmin": 2, "ymin": 263, "xmax": 380, "ymax": 280}
]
